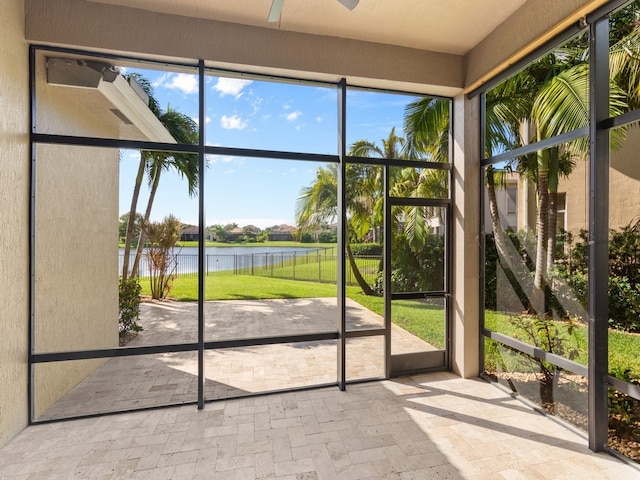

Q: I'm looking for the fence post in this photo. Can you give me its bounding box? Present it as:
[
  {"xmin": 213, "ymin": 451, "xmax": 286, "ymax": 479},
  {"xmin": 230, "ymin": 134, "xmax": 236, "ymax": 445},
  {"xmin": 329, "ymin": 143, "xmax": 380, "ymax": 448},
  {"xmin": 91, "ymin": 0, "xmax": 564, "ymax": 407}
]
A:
[
  {"xmin": 271, "ymin": 254, "xmax": 274, "ymax": 277},
  {"xmin": 251, "ymin": 253, "xmax": 254, "ymax": 276},
  {"xmin": 318, "ymin": 253, "xmax": 321, "ymax": 282},
  {"xmin": 293, "ymin": 253, "xmax": 296, "ymax": 280}
]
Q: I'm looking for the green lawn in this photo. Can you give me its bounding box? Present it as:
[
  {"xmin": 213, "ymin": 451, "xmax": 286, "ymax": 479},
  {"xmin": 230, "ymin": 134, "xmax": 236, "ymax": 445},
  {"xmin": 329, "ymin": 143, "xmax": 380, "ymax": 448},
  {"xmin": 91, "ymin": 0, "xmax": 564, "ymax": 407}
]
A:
[
  {"xmin": 137, "ymin": 272, "xmax": 638, "ymax": 378},
  {"xmin": 484, "ymin": 310, "xmax": 640, "ymax": 379},
  {"xmin": 242, "ymin": 254, "xmax": 379, "ymax": 286}
]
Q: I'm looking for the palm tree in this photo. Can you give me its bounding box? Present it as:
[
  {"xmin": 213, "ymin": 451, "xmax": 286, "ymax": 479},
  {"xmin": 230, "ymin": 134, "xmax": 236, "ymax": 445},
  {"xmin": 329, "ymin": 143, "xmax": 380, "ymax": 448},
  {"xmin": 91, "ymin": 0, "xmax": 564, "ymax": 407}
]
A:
[
  {"xmin": 121, "ymin": 99, "xmax": 199, "ymax": 281},
  {"xmin": 129, "ymin": 108, "xmax": 199, "ymax": 278},
  {"xmin": 400, "ymin": 97, "xmax": 452, "ymax": 252},
  {"xmin": 296, "ymin": 162, "xmax": 378, "ymax": 295},
  {"xmin": 527, "ymin": 54, "xmax": 628, "ymax": 312}
]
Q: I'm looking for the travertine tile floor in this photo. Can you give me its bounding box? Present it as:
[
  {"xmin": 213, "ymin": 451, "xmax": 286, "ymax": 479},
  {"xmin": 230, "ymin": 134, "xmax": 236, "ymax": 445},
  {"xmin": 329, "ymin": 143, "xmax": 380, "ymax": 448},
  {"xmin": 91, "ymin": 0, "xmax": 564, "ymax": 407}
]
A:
[
  {"xmin": 2, "ymin": 372, "xmax": 638, "ymax": 479},
  {"xmin": 38, "ymin": 298, "xmax": 434, "ymax": 420}
]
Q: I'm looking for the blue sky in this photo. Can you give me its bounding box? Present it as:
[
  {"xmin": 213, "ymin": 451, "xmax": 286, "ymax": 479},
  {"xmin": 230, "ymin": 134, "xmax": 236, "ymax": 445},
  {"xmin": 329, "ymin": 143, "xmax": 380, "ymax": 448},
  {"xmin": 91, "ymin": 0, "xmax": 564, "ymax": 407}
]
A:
[{"xmin": 119, "ymin": 67, "xmax": 418, "ymax": 229}]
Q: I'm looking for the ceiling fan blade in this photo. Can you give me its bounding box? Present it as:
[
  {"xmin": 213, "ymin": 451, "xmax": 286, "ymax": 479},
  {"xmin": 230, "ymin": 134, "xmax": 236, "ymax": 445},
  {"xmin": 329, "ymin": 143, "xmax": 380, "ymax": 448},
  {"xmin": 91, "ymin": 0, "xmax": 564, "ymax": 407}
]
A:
[
  {"xmin": 337, "ymin": 0, "xmax": 359, "ymax": 10},
  {"xmin": 268, "ymin": 0, "xmax": 285, "ymax": 22}
]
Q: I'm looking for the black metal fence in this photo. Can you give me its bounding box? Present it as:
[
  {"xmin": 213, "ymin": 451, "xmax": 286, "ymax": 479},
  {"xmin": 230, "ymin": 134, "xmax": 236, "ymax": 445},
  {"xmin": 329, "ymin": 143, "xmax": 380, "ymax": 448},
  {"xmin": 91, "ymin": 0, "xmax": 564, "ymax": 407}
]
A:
[{"xmin": 119, "ymin": 252, "xmax": 380, "ymax": 286}]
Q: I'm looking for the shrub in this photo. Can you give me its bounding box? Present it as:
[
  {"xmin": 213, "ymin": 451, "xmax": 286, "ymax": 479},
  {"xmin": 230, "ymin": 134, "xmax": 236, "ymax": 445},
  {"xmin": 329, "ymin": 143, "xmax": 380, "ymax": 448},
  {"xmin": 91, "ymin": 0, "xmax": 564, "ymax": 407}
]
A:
[
  {"xmin": 608, "ymin": 276, "xmax": 640, "ymax": 332},
  {"xmin": 509, "ymin": 314, "xmax": 581, "ymax": 412},
  {"xmin": 349, "ymin": 243, "xmax": 382, "ymax": 256},
  {"xmin": 119, "ymin": 277, "xmax": 142, "ymax": 334},
  {"xmin": 609, "ymin": 367, "xmax": 640, "ymax": 425},
  {"xmin": 300, "ymin": 232, "xmax": 314, "ymax": 243},
  {"xmin": 317, "ymin": 231, "xmax": 337, "ymax": 243}
]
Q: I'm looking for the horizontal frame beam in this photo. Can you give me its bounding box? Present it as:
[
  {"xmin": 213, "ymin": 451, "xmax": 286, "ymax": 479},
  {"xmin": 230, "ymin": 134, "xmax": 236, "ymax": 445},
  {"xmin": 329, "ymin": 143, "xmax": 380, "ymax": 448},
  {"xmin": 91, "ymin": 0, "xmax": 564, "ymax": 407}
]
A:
[
  {"xmin": 483, "ymin": 330, "xmax": 589, "ymax": 378},
  {"xmin": 481, "ymin": 126, "xmax": 588, "ymax": 167},
  {"xmin": 32, "ymin": 331, "xmax": 339, "ymax": 363}
]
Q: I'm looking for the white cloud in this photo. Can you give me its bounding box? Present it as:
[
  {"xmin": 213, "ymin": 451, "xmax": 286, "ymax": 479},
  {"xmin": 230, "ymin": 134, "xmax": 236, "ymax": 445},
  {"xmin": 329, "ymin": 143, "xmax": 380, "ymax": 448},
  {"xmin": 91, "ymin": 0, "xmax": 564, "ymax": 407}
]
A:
[
  {"xmin": 285, "ymin": 110, "xmax": 302, "ymax": 121},
  {"xmin": 213, "ymin": 78, "xmax": 253, "ymax": 98},
  {"xmin": 220, "ymin": 114, "xmax": 248, "ymax": 130},
  {"xmin": 157, "ymin": 73, "xmax": 198, "ymax": 94},
  {"xmin": 206, "ymin": 155, "xmax": 235, "ymax": 165},
  {"xmin": 191, "ymin": 115, "xmax": 211, "ymax": 126},
  {"xmin": 250, "ymin": 97, "xmax": 263, "ymax": 116},
  {"xmin": 316, "ymin": 116, "xmax": 324, "ymax": 122}
]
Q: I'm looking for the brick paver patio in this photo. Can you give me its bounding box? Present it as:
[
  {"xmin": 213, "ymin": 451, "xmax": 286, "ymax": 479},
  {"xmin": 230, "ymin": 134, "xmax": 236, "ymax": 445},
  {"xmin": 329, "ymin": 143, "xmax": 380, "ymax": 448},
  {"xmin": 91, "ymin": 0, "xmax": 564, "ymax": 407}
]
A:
[
  {"xmin": 2, "ymin": 372, "xmax": 637, "ymax": 479},
  {"xmin": 39, "ymin": 298, "xmax": 433, "ymax": 420}
]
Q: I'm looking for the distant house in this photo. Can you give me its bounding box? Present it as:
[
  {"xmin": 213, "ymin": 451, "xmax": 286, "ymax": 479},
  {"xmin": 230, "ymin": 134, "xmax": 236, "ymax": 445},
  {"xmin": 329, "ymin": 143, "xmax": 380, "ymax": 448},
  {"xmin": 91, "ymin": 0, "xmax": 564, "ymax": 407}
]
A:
[
  {"xmin": 226, "ymin": 225, "xmax": 261, "ymax": 241},
  {"xmin": 180, "ymin": 225, "xmax": 199, "ymax": 241},
  {"xmin": 226, "ymin": 226, "xmax": 245, "ymax": 241},
  {"xmin": 268, "ymin": 224, "xmax": 297, "ymax": 241},
  {"xmin": 180, "ymin": 225, "xmax": 212, "ymax": 242}
]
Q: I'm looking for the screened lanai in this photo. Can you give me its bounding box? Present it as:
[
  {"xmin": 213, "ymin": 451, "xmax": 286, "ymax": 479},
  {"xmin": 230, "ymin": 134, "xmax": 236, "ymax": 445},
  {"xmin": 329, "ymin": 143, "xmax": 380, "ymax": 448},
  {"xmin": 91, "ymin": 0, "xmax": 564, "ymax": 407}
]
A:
[{"xmin": 1, "ymin": 0, "xmax": 639, "ymax": 472}]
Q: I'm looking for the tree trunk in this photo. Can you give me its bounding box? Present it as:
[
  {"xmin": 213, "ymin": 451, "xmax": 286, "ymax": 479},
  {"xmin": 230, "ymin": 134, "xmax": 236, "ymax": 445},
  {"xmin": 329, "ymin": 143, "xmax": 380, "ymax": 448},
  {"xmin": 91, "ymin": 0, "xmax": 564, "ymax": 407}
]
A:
[
  {"xmin": 486, "ymin": 169, "xmax": 530, "ymax": 311},
  {"xmin": 486, "ymin": 168, "xmax": 513, "ymax": 271},
  {"xmin": 131, "ymin": 167, "xmax": 161, "ymax": 278},
  {"xmin": 546, "ymin": 148, "xmax": 560, "ymax": 276},
  {"xmin": 346, "ymin": 243, "xmax": 374, "ymax": 296},
  {"xmin": 122, "ymin": 152, "xmax": 147, "ymax": 281},
  {"xmin": 532, "ymin": 156, "xmax": 550, "ymax": 315},
  {"xmin": 546, "ymin": 191, "xmax": 558, "ymax": 278}
]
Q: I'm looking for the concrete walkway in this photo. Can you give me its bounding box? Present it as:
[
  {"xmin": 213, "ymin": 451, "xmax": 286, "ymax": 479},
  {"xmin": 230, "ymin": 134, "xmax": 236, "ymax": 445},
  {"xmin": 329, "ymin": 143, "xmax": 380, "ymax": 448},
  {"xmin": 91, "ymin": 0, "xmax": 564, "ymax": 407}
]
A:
[{"xmin": 2, "ymin": 372, "xmax": 638, "ymax": 479}]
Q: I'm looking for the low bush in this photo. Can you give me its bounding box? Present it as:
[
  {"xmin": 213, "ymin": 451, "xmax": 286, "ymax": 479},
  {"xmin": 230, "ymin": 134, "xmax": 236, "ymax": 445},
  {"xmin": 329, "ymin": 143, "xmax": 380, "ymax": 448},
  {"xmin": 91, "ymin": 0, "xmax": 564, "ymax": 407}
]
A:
[
  {"xmin": 119, "ymin": 277, "xmax": 143, "ymax": 334},
  {"xmin": 350, "ymin": 243, "xmax": 382, "ymax": 256}
]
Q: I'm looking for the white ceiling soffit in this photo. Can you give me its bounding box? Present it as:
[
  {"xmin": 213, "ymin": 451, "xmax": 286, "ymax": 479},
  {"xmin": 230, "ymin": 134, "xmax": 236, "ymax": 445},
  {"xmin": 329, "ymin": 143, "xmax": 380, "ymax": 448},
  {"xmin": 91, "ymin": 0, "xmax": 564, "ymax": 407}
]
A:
[
  {"xmin": 46, "ymin": 57, "xmax": 176, "ymax": 143},
  {"xmin": 89, "ymin": 0, "xmax": 527, "ymax": 55}
]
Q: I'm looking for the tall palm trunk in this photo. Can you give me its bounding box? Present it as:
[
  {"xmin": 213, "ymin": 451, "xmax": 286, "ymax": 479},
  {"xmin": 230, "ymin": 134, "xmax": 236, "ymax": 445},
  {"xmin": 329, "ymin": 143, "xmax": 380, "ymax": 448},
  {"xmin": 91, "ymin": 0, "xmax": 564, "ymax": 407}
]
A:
[
  {"xmin": 486, "ymin": 167, "xmax": 513, "ymax": 270},
  {"xmin": 131, "ymin": 166, "xmax": 162, "ymax": 278},
  {"xmin": 122, "ymin": 152, "xmax": 148, "ymax": 281},
  {"xmin": 545, "ymin": 148, "xmax": 560, "ymax": 275},
  {"xmin": 487, "ymin": 168, "xmax": 530, "ymax": 310},
  {"xmin": 532, "ymin": 150, "xmax": 550, "ymax": 315},
  {"xmin": 346, "ymin": 243, "xmax": 374, "ymax": 296}
]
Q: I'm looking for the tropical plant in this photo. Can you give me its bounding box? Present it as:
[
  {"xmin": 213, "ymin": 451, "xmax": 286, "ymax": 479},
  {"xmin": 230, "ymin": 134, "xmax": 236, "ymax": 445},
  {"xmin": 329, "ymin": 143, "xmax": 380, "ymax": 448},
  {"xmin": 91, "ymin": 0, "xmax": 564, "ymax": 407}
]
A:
[
  {"xmin": 143, "ymin": 214, "xmax": 183, "ymax": 300},
  {"xmin": 509, "ymin": 314, "xmax": 581, "ymax": 412}
]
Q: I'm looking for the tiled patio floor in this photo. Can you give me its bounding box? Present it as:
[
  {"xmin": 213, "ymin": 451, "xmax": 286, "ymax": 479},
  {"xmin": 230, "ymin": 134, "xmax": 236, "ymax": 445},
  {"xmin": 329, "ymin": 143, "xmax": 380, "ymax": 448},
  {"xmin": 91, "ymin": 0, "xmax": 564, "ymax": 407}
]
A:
[
  {"xmin": 2, "ymin": 372, "xmax": 638, "ymax": 479},
  {"xmin": 37, "ymin": 298, "xmax": 434, "ymax": 420}
]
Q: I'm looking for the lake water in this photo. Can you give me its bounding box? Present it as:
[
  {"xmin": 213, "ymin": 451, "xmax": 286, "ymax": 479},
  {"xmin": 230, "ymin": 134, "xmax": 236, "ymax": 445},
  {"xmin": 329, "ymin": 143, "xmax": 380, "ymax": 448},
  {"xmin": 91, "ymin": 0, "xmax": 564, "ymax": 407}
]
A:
[{"xmin": 119, "ymin": 245, "xmax": 331, "ymax": 276}]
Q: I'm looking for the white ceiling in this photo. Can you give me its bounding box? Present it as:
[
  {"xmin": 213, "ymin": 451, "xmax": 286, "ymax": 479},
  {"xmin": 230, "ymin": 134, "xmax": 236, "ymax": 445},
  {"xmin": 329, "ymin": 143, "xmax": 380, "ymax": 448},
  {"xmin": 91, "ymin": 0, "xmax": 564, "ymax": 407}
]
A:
[{"xmin": 90, "ymin": 0, "xmax": 527, "ymax": 55}]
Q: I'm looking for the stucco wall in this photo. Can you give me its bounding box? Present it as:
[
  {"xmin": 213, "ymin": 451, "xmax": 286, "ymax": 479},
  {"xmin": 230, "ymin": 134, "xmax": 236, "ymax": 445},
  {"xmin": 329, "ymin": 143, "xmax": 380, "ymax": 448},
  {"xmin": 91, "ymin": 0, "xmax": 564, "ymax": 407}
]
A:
[
  {"xmin": 0, "ymin": 0, "xmax": 30, "ymax": 449},
  {"xmin": 32, "ymin": 56, "xmax": 119, "ymax": 418},
  {"xmin": 563, "ymin": 132, "xmax": 640, "ymax": 235}
]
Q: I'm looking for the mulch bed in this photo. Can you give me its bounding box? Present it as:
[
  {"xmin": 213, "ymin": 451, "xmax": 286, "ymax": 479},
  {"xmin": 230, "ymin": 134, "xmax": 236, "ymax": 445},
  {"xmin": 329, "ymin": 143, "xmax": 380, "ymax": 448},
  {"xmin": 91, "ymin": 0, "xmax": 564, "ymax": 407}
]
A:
[{"xmin": 487, "ymin": 370, "xmax": 640, "ymax": 465}]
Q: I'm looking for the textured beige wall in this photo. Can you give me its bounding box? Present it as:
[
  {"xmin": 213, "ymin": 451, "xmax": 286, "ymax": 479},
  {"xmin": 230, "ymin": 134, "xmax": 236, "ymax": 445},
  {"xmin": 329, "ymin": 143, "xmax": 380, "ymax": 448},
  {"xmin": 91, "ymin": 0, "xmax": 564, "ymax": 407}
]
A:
[
  {"xmin": 452, "ymin": 94, "xmax": 480, "ymax": 378},
  {"xmin": 563, "ymin": 133, "xmax": 640, "ymax": 235},
  {"xmin": 465, "ymin": 0, "xmax": 609, "ymax": 92},
  {"xmin": 33, "ymin": 59, "xmax": 119, "ymax": 417},
  {"xmin": 25, "ymin": 0, "xmax": 463, "ymax": 97},
  {"xmin": 0, "ymin": 0, "xmax": 30, "ymax": 449}
]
